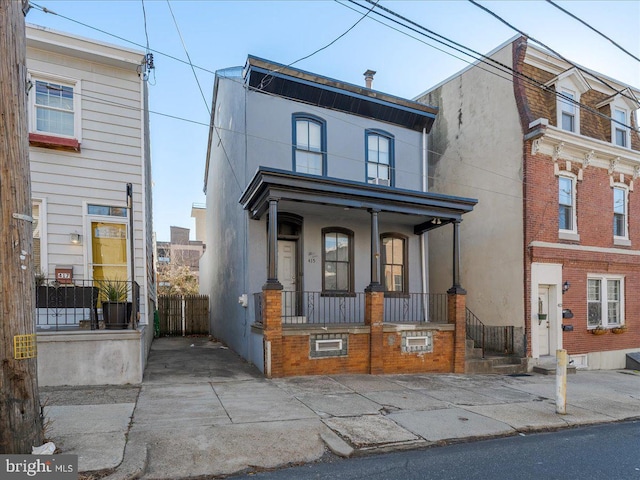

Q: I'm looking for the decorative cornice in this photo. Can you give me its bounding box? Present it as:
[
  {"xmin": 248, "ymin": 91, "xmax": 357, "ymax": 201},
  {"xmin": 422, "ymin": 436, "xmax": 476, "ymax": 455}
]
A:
[
  {"xmin": 609, "ymin": 157, "xmax": 620, "ymax": 175},
  {"xmin": 529, "ymin": 125, "xmax": 640, "ymax": 176}
]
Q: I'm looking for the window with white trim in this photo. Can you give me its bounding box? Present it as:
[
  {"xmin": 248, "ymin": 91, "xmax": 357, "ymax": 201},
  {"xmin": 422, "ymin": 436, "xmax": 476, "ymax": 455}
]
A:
[
  {"xmin": 29, "ymin": 75, "xmax": 79, "ymax": 139},
  {"xmin": 612, "ymin": 108, "xmax": 629, "ymax": 148},
  {"xmin": 558, "ymin": 175, "xmax": 576, "ymax": 233},
  {"xmin": 293, "ymin": 114, "xmax": 325, "ymax": 176},
  {"xmin": 560, "ymin": 89, "xmax": 576, "ymax": 133},
  {"xmin": 366, "ymin": 130, "xmax": 394, "ymax": 186},
  {"xmin": 613, "ymin": 186, "xmax": 627, "ymax": 239},
  {"xmin": 587, "ymin": 276, "xmax": 624, "ymax": 328}
]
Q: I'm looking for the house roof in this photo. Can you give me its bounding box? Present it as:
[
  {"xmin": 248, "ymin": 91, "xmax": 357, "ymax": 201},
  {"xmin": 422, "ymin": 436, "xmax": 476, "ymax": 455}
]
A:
[
  {"xmin": 244, "ymin": 56, "xmax": 438, "ymax": 133},
  {"xmin": 26, "ymin": 24, "xmax": 145, "ymax": 70},
  {"xmin": 239, "ymin": 167, "xmax": 477, "ymax": 234}
]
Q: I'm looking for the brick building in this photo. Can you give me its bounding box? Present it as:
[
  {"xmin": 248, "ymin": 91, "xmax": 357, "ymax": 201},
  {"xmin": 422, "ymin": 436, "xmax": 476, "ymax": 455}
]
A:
[{"xmin": 417, "ymin": 36, "xmax": 640, "ymax": 370}]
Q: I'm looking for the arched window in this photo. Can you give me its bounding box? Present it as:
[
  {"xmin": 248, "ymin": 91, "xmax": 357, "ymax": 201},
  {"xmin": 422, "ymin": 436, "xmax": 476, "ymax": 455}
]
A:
[
  {"xmin": 381, "ymin": 233, "xmax": 408, "ymax": 293},
  {"xmin": 293, "ymin": 113, "xmax": 326, "ymax": 176},
  {"xmin": 322, "ymin": 227, "xmax": 353, "ymax": 293}
]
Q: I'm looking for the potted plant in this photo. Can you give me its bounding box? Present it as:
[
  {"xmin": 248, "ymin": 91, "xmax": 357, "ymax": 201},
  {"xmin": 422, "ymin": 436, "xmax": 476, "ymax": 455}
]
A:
[
  {"xmin": 611, "ymin": 325, "xmax": 627, "ymax": 334},
  {"xmin": 590, "ymin": 324, "xmax": 607, "ymax": 335},
  {"xmin": 99, "ymin": 278, "xmax": 130, "ymax": 329}
]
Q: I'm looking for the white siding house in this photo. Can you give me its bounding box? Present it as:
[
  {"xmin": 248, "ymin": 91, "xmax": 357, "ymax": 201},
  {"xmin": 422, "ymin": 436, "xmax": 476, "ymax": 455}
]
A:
[{"xmin": 27, "ymin": 24, "xmax": 156, "ymax": 386}]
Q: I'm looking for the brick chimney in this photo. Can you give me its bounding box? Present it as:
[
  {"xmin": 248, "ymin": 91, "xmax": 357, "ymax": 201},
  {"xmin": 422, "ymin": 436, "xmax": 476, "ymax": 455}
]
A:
[{"xmin": 363, "ymin": 69, "xmax": 376, "ymax": 89}]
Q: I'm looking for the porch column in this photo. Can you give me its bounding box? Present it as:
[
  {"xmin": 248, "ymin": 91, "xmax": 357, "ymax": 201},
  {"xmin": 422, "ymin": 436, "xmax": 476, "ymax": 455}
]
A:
[
  {"xmin": 448, "ymin": 220, "xmax": 466, "ymax": 295},
  {"xmin": 447, "ymin": 220, "xmax": 466, "ymax": 374},
  {"xmin": 265, "ymin": 198, "xmax": 281, "ymax": 289},
  {"xmin": 365, "ymin": 290, "xmax": 384, "ymax": 374},
  {"xmin": 262, "ymin": 286, "xmax": 283, "ymax": 378},
  {"xmin": 368, "ymin": 209, "xmax": 383, "ymax": 291}
]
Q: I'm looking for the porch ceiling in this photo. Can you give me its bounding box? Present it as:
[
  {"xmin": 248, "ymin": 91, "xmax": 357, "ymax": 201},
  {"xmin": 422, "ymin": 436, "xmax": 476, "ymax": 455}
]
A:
[{"xmin": 239, "ymin": 167, "xmax": 477, "ymax": 233}]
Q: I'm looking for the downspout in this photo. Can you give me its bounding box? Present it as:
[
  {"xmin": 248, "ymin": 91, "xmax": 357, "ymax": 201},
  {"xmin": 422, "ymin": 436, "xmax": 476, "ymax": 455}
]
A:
[{"xmin": 421, "ymin": 127, "xmax": 430, "ymax": 321}]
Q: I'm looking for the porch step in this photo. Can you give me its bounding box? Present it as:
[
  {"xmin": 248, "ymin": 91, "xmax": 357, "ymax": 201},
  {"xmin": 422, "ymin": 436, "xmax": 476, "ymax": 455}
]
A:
[
  {"xmin": 532, "ymin": 365, "xmax": 577, "ymax": 375},
  {"xmin": 466, "ymin": 339, "xmax": 483, "ymax": 359},
  {"xmin": 465, "ymin": 355, "xmax": 527, "ymax": 375}
]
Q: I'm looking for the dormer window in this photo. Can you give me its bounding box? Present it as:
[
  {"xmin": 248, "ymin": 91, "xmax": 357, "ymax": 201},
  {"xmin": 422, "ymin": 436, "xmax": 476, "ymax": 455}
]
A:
[
  {"xmin": 560, "ymin": 89, "xmax": 576, "ymax": 132},
  {"xmin": 613, "ymin": 108, "xmax": 628, "ymax": 148},
  {"xmin": 545, "ymin": 68, "xmax": 590, "ymax": 135},
  {"xmin": 596, "ymin": 90, "xmax": 638, "ymax": 149}
]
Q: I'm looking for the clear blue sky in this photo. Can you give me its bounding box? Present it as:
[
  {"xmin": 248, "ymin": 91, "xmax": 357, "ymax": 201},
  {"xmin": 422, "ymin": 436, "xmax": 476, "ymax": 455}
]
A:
[{"xmin": 27, "ymin": 1, "xmax": 640, "ymax": 241}]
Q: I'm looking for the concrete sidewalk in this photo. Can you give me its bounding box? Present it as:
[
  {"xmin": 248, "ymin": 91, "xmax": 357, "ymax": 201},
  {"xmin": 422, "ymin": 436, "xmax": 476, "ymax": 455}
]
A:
[{"xmin": 40, "ymin": 337, "xmax": 640, "ymax": 479}]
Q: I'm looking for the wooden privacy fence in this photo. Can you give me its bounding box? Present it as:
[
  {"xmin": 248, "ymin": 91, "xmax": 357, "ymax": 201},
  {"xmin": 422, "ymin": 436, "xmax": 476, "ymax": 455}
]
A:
[{"xmin": 158, "ymin": 295, "xmax": 209, "ymax": 336}]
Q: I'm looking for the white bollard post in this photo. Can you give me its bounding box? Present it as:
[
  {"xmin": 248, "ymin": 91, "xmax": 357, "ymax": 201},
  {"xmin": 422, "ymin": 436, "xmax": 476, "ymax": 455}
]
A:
[{"xmin": 556, "ymin": 349, "xmax": 567, "ymax": 414}]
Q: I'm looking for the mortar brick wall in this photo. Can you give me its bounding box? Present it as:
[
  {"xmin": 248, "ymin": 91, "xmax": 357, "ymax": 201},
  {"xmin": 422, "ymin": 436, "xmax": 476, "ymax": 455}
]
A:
[
  {"xmin": 381, "ymin": 331, "xmax": 454, "ymax": 373},
  {"xmin": 281, "ymin": 332, "xmax": 371, "ymax": 376},
  {"xmin": 522, "ymin": 139, "xmax": 640, "ymax": 357}
]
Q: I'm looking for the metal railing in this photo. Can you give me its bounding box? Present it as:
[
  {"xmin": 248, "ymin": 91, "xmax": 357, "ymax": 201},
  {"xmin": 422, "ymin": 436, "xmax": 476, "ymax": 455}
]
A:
[
  {"xmin": 36, "ymin": 279, "xmax": 140, "ymax": 331},
  {"xmin": 465, "ymin": 307, "xmax": 515, "ymax": 357},
  {"xmin": 384, "ymin": 293, "xmax": 448, "ymax": 323},
  {"xmin": 282, "ymin": 291, "xmax": 365, "ymax": 326},
  {"xmin": 253, "ymin": 291, "xmax": 449, "ymax": 327}
]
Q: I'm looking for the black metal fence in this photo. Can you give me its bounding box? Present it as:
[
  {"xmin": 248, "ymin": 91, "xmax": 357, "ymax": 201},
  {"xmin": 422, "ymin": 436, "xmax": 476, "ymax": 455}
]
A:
[
  {"xmin": 35, "ymin": 279, "xmax": 140, "ymax": 331},
  {"xmin": 252, "ymin": 291, "xmax": 449, "ymax": 327},
  {"xmin": 465, "ymin": 307, "xmax": 515, "ymax": 357},
  {"xmin": 282, "ymin": 291, "xmax": 365, "ymax": 326},
  {"xmin": 384, "ymin": 293, "xmax": 448, "ymax": 323}
]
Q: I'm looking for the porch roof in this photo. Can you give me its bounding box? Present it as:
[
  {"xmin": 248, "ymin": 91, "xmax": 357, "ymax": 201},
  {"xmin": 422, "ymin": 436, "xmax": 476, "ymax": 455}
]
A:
[{"xmin": 239, "ymin": 167, "xmax": 477, "ymax": 234}]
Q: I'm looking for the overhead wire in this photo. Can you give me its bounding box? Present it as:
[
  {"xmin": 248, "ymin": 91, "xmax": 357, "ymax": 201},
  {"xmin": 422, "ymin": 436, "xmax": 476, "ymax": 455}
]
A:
[
  {"xmin": 28, "ymin": 1, "xmax": 638, "ymax": 205},
  {"xmin": 165, "ymin": 0, "xmax": 242, "ymax": 191},
  {"xmin": 349, "ymin": 0, "xmax": 637, "ymax": 130},
  {"xmin": 258, "ymin": 0, "xmax": 380, "ymax": 91},
  {"xmin": 544, "ymin": 0, "xmax": 640, "ymax": 63},
  {"xmin": 467, "ymin": 0, "xmax": 639, "ymax": 109}
]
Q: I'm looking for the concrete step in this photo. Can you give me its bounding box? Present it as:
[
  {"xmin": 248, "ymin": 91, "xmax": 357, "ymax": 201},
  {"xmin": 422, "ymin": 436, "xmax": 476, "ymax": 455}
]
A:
[
  {"xmin": 465, "ymin": 355, "xmax": 527, "ymax": 375},
  {"xmin": 532, "ymin": 365, "xmax": 577, "ymax": 375}
]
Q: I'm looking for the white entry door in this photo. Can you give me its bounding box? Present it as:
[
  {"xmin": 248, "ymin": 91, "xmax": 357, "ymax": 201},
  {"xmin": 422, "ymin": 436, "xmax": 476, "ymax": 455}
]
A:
[
  {"xmin": 278, "ymin": 241, "xmax": 297, "ymax": 317},
  {"xmin": 538, "ymin": 286, "xmax": 550, "ymax": 356}
]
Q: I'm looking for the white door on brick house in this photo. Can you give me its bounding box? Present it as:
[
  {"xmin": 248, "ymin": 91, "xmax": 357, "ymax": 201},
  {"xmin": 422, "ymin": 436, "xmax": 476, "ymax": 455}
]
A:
[
  {"xmin": 538, "ymin": 286, "xmax": 550, "ymax": 356},
  {"xmin": 278, "ymin": 240, "xmax": 297, "ymax": 317}
]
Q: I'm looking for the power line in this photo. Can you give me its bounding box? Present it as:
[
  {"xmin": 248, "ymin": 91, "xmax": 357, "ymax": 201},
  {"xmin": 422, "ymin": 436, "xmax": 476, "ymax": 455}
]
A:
[
  {"xmin": 545, "ymin": 0, "xmax": 640, "ymax": 63},
  {"xmin": 165, "ymin": 0, "xmax": 243, "ymax": 192},
  {"xmin": 258, "ymin": 0, "xmax": 380, "ymax": 90},
  {"xmin": 30, "ymin": 2, "xmax": 217, "ymax": 76},
  {"xmin": 28, "ymin": 1, "xmax": 638, "ymax": 203},
  {"xmin": 346, "ymin": 0, "xmax": 637, "ymax": 130},
  {"xmin": 467, "ymin": 0, "xmax": 638, "ymax": 107}
]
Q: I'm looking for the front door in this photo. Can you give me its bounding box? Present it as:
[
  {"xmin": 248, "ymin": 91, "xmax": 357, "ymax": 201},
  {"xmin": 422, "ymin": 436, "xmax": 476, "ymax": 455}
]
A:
[
  {"xmin": 278, "ymin": 240, "xmax": 297, "ymax": 316},
  {"xmin": 538, "ymin": 286, "xmax": 550, "ymax": 356}
]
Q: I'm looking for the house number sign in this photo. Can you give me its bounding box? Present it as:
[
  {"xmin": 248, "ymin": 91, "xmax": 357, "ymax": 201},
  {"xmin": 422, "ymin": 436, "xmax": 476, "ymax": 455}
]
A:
[{"xmin": 55, "ymin": 267, "xmax": 73, "ymax": 284}]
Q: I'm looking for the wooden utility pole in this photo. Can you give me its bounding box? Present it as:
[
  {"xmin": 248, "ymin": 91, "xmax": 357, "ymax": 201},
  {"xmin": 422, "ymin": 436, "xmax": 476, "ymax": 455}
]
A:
[{"xmin": 0, "ymin": 0, "xmax": 44, "ymax": 453}]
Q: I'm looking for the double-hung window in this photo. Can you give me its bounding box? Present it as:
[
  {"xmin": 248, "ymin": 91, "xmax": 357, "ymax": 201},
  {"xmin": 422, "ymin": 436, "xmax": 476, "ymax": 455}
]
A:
[
  {"xmin": 560, "ymin": 89, "xmax": 576, "ymax": 133},
  {"xmin": 366, "ymin": 130, "xmax": 394, "ymax": 186},
  {"xmin": 381, "ymin": 234, "xmax": 407, "ymax": 293},
  {"xmin": 613, "ymin": 186, "xmax": 627, "ymax": 239},
  {"xmin": 558, "ymin": 175, "xmax": 575, "ymax": 233},
  {"xmin": 587, "ymin": 276, "xmax": 623, "ymax": 328},
  {"xmin": 613, "ymin": 108, "xmax": 628, "ymax": 148},
  {"xmin": 293, "ymin": 114, "xmax": 325, "ymax": 176},
  {"xmin": 322, "ymin": 228, "xmax": 353, "ymax": 293},
  {"xmin": 31, "ymin": 77, "xmax": 78, "ymax": 137}
]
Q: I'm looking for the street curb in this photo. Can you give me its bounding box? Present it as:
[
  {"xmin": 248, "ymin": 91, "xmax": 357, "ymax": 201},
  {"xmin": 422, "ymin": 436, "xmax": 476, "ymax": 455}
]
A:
[
  {"xmin": 103, "ymin": 442, "xmax": 148, "ymax": 480},
  {"xmin": 320, "ymin": 429, "xmax": 354, "ymax": 458}
]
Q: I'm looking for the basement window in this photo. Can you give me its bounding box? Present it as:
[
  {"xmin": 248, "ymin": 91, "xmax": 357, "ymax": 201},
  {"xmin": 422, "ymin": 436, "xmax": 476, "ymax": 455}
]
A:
[
  {"xmin": 402, "ymin": 331, "xmax": 433, "ymax": 353},
  {"xmin": 310, "ymin": 333, "xmax": 348, "ymax": 358}
]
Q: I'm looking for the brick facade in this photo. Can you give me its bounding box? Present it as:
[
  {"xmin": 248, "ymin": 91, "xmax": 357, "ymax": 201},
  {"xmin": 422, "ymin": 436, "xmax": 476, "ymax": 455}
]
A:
[
  {"xmin": 514, "ymin": 38, "xmax": 640, "ymax": 363},
  {"xmin": 261, "ymin": 289, "xmax": 464, "ymax": 377}
]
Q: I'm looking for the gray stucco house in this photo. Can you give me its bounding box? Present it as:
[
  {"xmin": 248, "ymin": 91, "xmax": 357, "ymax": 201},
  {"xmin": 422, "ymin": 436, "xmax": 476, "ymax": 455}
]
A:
[{"xmin": 200, "ymin": 57, "xmax": 477, "ymax": 376}]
